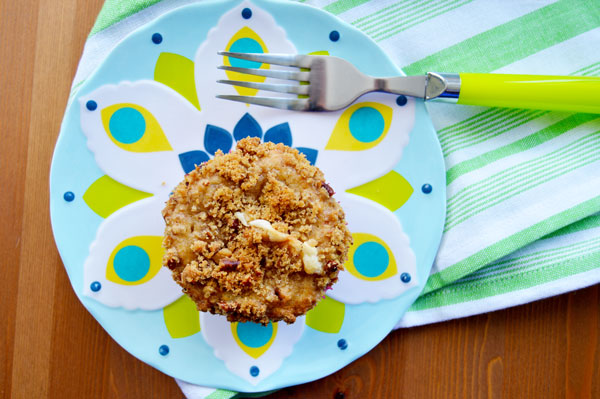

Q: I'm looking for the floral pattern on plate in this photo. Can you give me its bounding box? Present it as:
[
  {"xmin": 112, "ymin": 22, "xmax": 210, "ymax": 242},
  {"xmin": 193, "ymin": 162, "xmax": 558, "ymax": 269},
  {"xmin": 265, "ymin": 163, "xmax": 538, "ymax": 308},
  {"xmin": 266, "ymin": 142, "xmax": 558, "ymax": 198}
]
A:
[{"xmin": 77, "ymin": 0, "xmax": 418, "ymax": 383}]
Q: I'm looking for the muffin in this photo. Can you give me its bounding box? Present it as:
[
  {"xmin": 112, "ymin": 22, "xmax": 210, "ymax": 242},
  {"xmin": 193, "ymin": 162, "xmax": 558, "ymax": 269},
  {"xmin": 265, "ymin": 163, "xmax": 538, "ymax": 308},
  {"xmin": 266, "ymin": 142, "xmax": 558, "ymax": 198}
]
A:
[{"xmin": 162, "ymin": 137, "xmax": 352, "ymax": 324}]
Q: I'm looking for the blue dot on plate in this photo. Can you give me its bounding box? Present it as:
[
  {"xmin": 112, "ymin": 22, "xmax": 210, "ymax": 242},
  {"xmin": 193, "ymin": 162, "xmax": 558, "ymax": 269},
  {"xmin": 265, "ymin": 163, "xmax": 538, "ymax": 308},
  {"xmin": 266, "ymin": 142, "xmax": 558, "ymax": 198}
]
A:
[
  {"xmin": 353, "ymin": 241, "xmax": 389, "ymax": 278},
  {"xmin": 329, "ymin": 30, "xmax": 340, "ymax": 42},
  {"xmin": 152, "ymin": 33, "xmax": 163, "ymax": 44},
  {"xmin": 242, "ymin": 7, "xmax": 252, "ymax": 19},
  {"xmin": 400, "ymin": 273, "xmax": 411, "ymax": 283},
  {"xmin": 90, "ymin": 281, "xmax": 101, "ymax": 292},
  {"xmin": 86, "ymin": 100, "xmax": 97, "ymax": 111},
  {"xmin": 348, "ymin": 107, "xmax": 385, "ymax": 143},
  {"xmin": 422, "ymin": 184, "xmax": 432, "ymax": 194},
  {"xmin": 396, "ymin": 95, "xmax": 408, "ymax": 106},
  {"xmin": 229, "ymin": 38, "xmax": 263, "ymax": 69},
  {"xmin": 236, "ymin": 322, "xmax": 273, "ymax": 348},
  {"xmin": 337, "ymin": 339, "xmax": 348, "ymax": 350},
  {"xmin": 63, "ymin": 191, "xmax": 75, "ymax": 202},
  {"xmin": 250, "ymin": 366, "xmax": 260, "ymax": 377},
  {"xmin": 109, "ymin": 107, "xmax": 146, "ymax": 144},
  {"xmin": 113, "ymin": 245, "xmax": 150, "ymax": 282},
  {"xmin": 159, "ymin": 345, "xmax": 169, "ymax": 356}
]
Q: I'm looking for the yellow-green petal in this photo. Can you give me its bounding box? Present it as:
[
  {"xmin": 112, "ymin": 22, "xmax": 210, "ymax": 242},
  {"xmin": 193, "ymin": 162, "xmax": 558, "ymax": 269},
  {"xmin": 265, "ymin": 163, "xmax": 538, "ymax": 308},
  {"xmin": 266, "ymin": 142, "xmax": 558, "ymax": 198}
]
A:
[
  {"xmin": 83, "ymin": 175, "xmax": 152, "ymax": 218},
  {"xmin": 306, "ymin": 296, "xmax": 345, "ymax": 334},
  {"xmin": 346, "ymin": 171, "xmax": 413, "ymax": 212},
  {"xmin": 154, "ymin": 53, "xmax": 200, "ymax": 110},
  {"xmin": 163, "ymin": 295, "xmax": 200, "ymax": 339}
]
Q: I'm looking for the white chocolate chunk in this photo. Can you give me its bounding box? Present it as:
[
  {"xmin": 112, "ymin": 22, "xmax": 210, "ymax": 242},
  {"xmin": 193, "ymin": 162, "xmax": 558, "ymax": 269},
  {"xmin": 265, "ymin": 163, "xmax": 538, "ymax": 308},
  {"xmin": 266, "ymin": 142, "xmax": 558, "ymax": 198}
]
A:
[
  {"xmin": 301, "ymin": 242, "xmax": 323, "ymax": 274},
  {"xmin": 234, "ymin": 212, "xmax": 249, "ymax": 227},
  {"xmin": 246, "ymin": 218, "xmax": 323, "ymax": 274},
  {"xmin": 249, "ymin": 219, "xmax": 289, "ymax": 242}
]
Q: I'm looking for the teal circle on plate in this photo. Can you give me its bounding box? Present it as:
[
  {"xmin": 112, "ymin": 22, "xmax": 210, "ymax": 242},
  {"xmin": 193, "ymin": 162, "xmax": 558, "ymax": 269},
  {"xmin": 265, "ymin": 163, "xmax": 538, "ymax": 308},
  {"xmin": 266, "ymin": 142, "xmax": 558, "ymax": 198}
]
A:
[
  {"xmin": 236, "ymin": 321, "xmax": 273, "ymax": 348},
  {"xmin": 353, "ymin": 241, "xmax": 389, "ymax": 278},
  {"xmin": 109, "ymin": 107, "xmax": 146, "ymax": 144},
  {"xmin": 348, "ymin": 107, "xmax": 384, "ymax": 143},
  {"xmin": 113, "ymin": 245, "xmax": 150, "ymax": 282},
  {"xmin": 229, "ymin": 38, "xmax": 263, "ymax": 69}
]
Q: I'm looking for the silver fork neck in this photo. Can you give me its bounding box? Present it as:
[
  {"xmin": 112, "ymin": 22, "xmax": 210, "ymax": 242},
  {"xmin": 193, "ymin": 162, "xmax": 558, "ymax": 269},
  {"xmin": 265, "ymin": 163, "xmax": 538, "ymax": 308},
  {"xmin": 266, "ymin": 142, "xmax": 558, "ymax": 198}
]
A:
[{"xmin": 426, "ymin": 72, "xmax": 461, "ymax": 103}]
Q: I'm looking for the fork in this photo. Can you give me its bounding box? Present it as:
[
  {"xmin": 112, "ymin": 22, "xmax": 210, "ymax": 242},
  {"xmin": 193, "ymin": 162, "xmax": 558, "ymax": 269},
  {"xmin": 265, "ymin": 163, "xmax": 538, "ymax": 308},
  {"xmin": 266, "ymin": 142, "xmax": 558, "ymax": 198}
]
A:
[{"xmin": 216, "ymin": 52, "xmax": 600, "ymax": 114}]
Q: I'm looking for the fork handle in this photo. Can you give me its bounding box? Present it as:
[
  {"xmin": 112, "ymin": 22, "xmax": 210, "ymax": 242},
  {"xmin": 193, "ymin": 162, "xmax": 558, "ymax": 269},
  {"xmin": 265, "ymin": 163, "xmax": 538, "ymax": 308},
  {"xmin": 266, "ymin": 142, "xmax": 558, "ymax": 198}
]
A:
[{"xmin": 430, "ymin": 73, "xmax": 600, "ymax": 114}]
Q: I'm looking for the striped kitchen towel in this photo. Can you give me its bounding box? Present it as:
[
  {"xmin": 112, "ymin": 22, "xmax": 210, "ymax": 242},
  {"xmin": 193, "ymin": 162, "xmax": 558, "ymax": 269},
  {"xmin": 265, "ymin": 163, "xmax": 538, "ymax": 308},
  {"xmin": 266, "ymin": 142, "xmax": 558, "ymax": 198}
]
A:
[{"xmin": 68, "ymin": 0, "xmax": 600, "ymax": 397}]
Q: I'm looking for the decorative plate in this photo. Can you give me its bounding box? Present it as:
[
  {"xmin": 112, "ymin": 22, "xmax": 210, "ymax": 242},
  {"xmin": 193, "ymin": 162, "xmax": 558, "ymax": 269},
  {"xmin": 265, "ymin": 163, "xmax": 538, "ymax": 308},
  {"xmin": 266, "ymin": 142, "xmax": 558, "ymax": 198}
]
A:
[{"xmin": 50, "ymin": 0, "xmax": 445, "ymax": 392}]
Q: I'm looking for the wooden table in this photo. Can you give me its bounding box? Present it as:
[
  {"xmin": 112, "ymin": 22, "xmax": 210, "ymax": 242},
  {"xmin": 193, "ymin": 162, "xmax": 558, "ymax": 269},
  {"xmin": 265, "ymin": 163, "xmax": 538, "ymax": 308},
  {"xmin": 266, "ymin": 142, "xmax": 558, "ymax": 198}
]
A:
[{"xmin": 2, "ymin": 1, "xmax": 599, "ymax": 397}]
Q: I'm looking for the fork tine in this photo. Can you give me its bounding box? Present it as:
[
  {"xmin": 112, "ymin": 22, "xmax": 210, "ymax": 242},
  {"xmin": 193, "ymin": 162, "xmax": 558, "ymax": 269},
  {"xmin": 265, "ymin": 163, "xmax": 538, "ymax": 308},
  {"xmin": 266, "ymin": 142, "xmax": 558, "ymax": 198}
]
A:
[
  {"xmin": 217, "ymin": 66, "xmax": 310, "ymax": 81},
  {"xmin": 216, "ymin": 95, "xmax": 310, "ymax": 111},
  {"xmin": 218, "ymin": 51, "xmax": 313, "ymax": 68},
  {"xmin": 218, "ymin": 80, "xmax": 310, "ymax": 95}
]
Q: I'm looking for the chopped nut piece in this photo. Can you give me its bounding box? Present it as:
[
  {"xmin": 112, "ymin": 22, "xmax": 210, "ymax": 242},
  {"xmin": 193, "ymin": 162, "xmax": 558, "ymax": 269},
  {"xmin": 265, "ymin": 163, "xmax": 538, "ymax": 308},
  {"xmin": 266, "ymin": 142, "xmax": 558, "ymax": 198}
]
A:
[
  {"xmin": 219, "ymin": 259, "xmax": 240, "ymax": 272},
  {"xmin": 322, "ymin": 182, "xmax": 335, "ymax": 197}
]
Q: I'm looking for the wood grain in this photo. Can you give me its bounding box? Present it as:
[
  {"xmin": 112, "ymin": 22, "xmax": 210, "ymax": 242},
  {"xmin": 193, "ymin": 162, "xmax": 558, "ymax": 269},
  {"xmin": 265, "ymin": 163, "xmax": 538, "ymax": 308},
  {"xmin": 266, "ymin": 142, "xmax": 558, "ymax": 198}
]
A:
[{"xmin": 1, "ymin": 1, "xmax": 598, "ymax": 398}]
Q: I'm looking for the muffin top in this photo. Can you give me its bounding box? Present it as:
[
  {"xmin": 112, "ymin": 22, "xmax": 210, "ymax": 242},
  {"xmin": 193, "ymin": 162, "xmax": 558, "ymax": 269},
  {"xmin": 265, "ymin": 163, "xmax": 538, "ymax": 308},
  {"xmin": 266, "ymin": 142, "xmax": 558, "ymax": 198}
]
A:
[{"xmin": 162, "ymin": 137, "xmax": 352, "ymax": 324}]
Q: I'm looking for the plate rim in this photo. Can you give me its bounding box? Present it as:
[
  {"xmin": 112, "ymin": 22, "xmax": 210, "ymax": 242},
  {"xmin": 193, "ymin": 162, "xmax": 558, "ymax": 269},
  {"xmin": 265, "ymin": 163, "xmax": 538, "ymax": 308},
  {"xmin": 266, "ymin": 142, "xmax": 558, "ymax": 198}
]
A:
[{"xmin": 49, "ymin": 0, "xmax": 446, "ymax": 391}]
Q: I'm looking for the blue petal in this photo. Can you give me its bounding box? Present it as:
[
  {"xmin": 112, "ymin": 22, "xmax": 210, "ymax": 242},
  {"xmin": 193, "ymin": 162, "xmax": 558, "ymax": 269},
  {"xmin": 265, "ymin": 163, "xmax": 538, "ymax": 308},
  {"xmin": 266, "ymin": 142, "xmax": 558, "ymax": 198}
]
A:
[
  {"xmin": 179, "ymin": 150, "xmax": 210, "ymax": 173},
  {"xmin": 204, "ymin": 125, "xmax": 233, "ymax": 155},
  {"xmin": 264, "ymin": 122, "xmax": 292, "ymax": 146},
  {"xmin": 233, "ymin": 113, "xmax": 262, "ymax": 141},
  {"xmin": 295, "ymin": 147, "xmax": 318, "ymax": 165}
]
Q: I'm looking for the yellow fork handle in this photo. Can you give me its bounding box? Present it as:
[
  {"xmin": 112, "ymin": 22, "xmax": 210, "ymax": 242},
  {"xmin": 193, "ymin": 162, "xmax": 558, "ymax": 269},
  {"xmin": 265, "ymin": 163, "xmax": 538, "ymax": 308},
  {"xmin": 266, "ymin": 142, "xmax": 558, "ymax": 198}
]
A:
[{"xmin": 456, "ymin": 73, "xmax": 600, "ymax": 114}]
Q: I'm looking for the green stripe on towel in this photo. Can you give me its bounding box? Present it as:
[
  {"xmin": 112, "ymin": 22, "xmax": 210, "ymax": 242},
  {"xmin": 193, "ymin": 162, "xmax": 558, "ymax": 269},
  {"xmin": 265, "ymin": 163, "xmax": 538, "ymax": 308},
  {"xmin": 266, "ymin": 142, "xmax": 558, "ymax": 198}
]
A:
[
  {"xmin": 424, "ymin": 195, "xmax": 600, "ymax": 294},
  {"xmin": 403, "ymin": 0, "xmax": 600, "ymax": 74}
]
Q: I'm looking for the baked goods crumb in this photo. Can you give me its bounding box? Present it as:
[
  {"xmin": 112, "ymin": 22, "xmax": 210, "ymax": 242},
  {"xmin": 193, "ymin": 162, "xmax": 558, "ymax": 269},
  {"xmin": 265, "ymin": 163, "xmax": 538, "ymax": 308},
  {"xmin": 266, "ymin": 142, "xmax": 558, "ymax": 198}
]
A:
[{"xmin": 162, "ymin": 137, "xmax": 352, "ymax": 325}]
